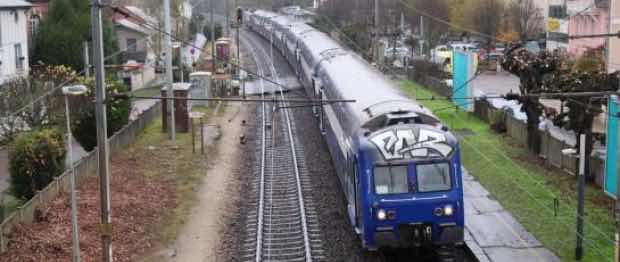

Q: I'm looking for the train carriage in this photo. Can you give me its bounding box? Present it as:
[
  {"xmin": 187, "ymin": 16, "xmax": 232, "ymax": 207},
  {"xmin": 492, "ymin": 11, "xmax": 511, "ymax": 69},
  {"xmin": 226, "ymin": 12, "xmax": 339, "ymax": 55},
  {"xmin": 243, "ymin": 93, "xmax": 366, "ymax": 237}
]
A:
[{"xmin": 246, "ymin": 9, "xmax": 465, "ymax": 261}]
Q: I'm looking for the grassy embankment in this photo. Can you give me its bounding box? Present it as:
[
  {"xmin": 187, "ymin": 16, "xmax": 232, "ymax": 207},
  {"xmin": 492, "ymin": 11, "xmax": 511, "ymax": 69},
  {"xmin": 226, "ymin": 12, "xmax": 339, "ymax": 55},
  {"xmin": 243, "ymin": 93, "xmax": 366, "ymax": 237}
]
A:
[
  {"xmin": 132, "ymin": 105, "xmax": 219, "ymax": 245},
  {"xmin": 401, "ymin": 80, "xmax": 614, "ymax": 262}
]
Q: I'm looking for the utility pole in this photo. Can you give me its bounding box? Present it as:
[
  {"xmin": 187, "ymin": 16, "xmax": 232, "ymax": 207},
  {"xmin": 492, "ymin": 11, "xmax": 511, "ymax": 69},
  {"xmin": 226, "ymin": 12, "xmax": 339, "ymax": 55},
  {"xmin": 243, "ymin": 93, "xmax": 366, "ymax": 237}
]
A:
[
  {"xmin": 576, "ymin": 133, "xmax": 586, "ymax": 261},
  {"xmin": 90, "ymin": 0, "xmax": 112, "ymax": 261},
  {"xmin": 164, "ymin": 0, "xmax": 176, "ymax": 143},
  {"xmin": 83, "ymin": 41, "xmax": 90, "ymax": 77},
  {"xmin": 373, "ymin": 0, "xmax": 379, "ymax": 63},
  {"xmin": 211, "ymin": 0, "xmax": 216, "ymax": 71},
  {"xmin": 419, "ymin": 15, "xmax": 424, "ymax": 58},
  {"xmin": 226, "ymin": 0, "xmax": 230, "ymax": 37}
]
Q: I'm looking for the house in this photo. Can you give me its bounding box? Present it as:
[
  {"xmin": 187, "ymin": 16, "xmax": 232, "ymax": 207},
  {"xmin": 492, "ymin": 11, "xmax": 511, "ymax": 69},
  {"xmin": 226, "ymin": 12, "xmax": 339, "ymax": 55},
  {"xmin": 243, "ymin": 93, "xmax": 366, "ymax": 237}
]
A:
[
  {"xmin": 26, "ymin": 0, "xmax": 50, "ymax": 49},
  {"xmin": 112, "ymin": 6, "xmax": 158, "ymax": 90},
  {"xmin": 566, "ymin": 0, "xmax": 610, "ymax": 56},
  {"xmin": 0, "ymin": 0, "xmax": 32, "ymax": 85}
]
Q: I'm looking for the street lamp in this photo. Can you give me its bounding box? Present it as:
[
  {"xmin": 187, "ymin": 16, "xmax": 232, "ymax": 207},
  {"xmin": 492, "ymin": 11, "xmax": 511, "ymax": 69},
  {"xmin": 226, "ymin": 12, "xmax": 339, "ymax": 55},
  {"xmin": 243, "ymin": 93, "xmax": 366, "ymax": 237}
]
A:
[{"xmin": 62, "ymin": 84, "xmax": 88, "ymax": 262}]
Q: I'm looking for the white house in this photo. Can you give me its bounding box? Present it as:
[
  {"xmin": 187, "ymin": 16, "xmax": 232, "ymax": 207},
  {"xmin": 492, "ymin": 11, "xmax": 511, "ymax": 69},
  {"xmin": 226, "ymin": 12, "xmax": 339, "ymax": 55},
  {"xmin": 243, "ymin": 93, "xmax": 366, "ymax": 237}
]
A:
[{"xmin": 0, "ymin": 0, "xmax": 31, "ymax": 85}]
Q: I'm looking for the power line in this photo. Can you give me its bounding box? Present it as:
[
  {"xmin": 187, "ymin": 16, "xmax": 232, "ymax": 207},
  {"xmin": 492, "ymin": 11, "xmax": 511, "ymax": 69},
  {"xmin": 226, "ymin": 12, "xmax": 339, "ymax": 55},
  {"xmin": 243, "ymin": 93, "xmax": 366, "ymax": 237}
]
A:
[
  {"xmin": 109, "ymin": 5, "xmax": 294, "ymax": 93},
  {"xmin": 4, "ymin": 38, "xmax": 147, "ymax": 120}
]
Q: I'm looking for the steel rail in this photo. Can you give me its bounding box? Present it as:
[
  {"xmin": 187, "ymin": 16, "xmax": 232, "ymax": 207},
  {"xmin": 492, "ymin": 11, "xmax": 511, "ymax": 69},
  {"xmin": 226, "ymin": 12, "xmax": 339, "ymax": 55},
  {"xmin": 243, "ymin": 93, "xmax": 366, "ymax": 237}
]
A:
[
  {"xmin": 260, "ymin": 34, "xmax": 313, "ymax": 262},
  {"xmin": 244, "ymin": 29, "xmax": 316, "ymax": 262}
]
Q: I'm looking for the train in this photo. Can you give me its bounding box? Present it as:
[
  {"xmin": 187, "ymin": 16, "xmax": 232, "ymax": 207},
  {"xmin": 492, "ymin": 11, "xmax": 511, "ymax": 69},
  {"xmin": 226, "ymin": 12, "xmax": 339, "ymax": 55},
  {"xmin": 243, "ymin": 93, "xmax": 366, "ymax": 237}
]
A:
[{"xmin": 245, "ymin": 9, "xmax": 465, "ymax": 260}]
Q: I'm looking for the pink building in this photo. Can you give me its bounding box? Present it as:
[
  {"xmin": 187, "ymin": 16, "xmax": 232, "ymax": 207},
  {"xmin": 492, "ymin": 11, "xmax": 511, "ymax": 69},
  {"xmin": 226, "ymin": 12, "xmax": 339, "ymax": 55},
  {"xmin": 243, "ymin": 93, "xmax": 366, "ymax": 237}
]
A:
[{"xmin": 567, "ymin": 0, "xmax": 610, "ymax": 56}]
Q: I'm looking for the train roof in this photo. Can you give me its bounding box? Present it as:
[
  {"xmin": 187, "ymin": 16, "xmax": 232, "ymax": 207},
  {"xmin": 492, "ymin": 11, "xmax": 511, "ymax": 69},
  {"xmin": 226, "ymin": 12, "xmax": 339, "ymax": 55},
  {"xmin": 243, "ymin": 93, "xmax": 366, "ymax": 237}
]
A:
[
  {"xmin": 250, "ymin": 9, "xmax": 439, "ymax": 128},
  {"xmin": 319, "ymin": 53, "xmax": 435, "ymax": 123}
]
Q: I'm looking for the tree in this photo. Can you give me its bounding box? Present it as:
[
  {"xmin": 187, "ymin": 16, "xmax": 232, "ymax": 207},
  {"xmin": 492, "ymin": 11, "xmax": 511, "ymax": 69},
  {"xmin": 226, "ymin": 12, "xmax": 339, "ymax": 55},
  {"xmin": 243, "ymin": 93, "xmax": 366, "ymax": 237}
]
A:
[
  {"xmin": 544, "ymin": 48, "xmax": 618, "ymax": 181},
  {"xmin": 32, "ymin": 0, "xmax": 119, "ymax": 71},
  {"xmin": 0, "ymin": 66, "xmax": 78, "ymax": 145},
  {"xmin": 405, "ymin": 0, "xmax": 451, "ymax": 50},
  {"xmin": 503, "ymin": 45, "xmax": 620, "ymax": 181},
  {"xmin": 501, "ymin": 45, "xmax": 561, "ymax": 154},
  {"xmin": 72, "ymin": 77, "xmax": 131, "ymax": 152},
  {"xmin": 507, "ymin": 0, "xmax": 544, "ymax": 41},
  {"xmin": 470, "ymin": 0, "xmax": 504, "ymax": 49}
]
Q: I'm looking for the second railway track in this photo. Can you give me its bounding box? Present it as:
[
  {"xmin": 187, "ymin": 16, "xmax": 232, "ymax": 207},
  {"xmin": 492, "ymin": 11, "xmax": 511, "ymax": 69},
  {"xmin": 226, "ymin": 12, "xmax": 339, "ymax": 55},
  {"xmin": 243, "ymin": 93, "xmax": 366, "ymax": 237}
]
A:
[{"xmin": 242, "ymin": 30, "xmax": 324, "ymax": 262}]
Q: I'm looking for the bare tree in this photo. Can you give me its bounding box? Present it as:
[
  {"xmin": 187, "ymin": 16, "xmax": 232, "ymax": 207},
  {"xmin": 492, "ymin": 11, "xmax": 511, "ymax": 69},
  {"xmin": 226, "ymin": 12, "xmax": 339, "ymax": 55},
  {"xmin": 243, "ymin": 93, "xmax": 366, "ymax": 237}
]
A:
[
  {"xmin": 470, "ymin": 0, "xmax": 504, "ymax": 48},
  {"xmin": 508, "ymin": 0, "xmax": 544, "ymax": 41},
  {"xmin": 404, "ymin": 0, "xmax": 451, "ymax": 50}
]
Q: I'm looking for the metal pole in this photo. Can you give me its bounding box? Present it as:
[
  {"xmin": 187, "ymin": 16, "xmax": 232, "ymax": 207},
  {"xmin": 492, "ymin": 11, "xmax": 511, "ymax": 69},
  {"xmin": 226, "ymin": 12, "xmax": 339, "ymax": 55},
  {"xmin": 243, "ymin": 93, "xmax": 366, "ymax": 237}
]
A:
[
  {"xmin": 237, "ymin": 21, "xmax": 241, "ymax": 77},
  {"xmin": 211, "ymin": 0, "xmax": 216, "ymax": 71},
  {"xmin": 83, "ymin": 41, "xmax": 90, "ymax": 78},
  {"xmin": 576, "ymin": 133, "xmax": 586, "ymax": 260},
  {"xmin": 226, "ymin": 0, "xmax": 230, "ymax": 37},
  {"xmin": 373, "ymin": 0, "xmax": 379, "ymax": 62},
  {"xmin": 90, "ymin": 1, "xmax": 112, "ymax": 261},
  {"xmin": 164, "ymin": 0, "xmax": 176, "ymax": 143},
  {"xmin": 65, "ymin": 95, "xmax": 81, "ymax": 262},
  {"xmin": 420, "ymin": 15, "xmax": 424, "ymax": 57}
]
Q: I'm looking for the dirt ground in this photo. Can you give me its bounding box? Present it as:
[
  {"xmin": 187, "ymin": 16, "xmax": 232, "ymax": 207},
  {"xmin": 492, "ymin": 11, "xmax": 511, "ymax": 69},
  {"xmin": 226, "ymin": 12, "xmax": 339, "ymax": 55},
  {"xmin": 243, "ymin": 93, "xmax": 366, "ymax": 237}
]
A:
[
  {"xmin": 0, "ymin": 102, "xmax": 248, "ymax": 262},
  {"xmin": 1, "ymin": 143, "xmax": 177, "ymax": 262},
  {"xmin": 150, "ymin": 102, "xmax": 249, "ymax": 262}
]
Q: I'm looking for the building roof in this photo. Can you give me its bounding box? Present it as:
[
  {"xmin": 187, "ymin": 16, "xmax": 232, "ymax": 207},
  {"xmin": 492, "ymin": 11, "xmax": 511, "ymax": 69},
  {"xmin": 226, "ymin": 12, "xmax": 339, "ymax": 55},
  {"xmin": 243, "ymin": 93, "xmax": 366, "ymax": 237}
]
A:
[{"xmin": 0, "ymin": 0, "xmax": 32, "ymax": 8}]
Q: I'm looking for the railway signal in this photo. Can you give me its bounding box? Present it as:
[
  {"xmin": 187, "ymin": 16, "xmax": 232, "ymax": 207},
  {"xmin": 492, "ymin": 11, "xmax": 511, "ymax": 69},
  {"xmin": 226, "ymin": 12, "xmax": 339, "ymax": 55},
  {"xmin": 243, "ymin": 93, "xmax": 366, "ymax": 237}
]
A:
[{"xmin": 237, "ymin": 7, "xmax": 243, "ymax": 25}]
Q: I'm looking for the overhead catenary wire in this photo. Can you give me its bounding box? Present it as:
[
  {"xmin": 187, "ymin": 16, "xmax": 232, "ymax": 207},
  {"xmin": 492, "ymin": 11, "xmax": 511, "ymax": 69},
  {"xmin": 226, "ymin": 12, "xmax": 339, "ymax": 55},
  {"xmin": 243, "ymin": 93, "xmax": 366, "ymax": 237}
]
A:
[{"xmin": 109, "ymin": 5, "xmax": 296, "ymax": 93}]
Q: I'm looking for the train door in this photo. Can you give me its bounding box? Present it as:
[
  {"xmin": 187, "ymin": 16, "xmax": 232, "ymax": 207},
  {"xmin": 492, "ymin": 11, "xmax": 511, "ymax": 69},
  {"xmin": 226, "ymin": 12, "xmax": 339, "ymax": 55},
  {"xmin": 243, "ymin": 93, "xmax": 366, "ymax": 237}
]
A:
[
  {"xmin": 354, "ymin": 157, "xmax": 362, "ymax": 232},
  {"xmin": 346, "ymin": 150, "xmax": 361, "ymax": 232},
  {"xmin": 318, "ymin": 89, "xmax": 325, "ymax": 134}
]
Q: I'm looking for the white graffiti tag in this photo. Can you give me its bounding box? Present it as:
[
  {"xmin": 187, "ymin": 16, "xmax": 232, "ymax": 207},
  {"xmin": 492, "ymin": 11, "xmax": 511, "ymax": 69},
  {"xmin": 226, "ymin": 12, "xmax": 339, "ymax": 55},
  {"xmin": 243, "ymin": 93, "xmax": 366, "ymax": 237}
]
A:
[{"xmin": 370, "ymin": 129, "xmax": 454, "ymax": 160}]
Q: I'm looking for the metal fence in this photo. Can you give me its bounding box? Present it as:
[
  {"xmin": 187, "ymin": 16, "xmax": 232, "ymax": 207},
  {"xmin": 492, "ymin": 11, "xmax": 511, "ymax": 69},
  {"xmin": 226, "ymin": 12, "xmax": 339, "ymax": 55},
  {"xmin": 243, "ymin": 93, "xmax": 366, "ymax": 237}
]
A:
[{"xmin": 0, "ymin": 101, "xmax": 161, "ymax": 253}]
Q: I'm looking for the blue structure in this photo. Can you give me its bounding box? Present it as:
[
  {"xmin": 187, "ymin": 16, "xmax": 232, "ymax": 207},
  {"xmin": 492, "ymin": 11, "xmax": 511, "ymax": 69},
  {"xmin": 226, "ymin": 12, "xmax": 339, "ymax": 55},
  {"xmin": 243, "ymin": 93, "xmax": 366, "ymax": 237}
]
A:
[
  {"xmin": 452, "ymin": 51, "xmax": 474, "ymax": 111},
  {"xmin": 605, "ymin": 95, "xmax": 619, "ymax": 197}
]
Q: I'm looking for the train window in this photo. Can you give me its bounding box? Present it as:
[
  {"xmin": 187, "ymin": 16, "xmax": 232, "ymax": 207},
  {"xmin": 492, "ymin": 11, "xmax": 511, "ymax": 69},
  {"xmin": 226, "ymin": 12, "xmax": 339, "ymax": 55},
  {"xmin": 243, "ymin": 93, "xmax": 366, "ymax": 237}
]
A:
[
  {"xmin": 415, "ymin": 163, "xmax": 451, "ymax": 193},
  {"xmin": 373, "ymin": 165, "xmax": 408, "ymax": 195}
]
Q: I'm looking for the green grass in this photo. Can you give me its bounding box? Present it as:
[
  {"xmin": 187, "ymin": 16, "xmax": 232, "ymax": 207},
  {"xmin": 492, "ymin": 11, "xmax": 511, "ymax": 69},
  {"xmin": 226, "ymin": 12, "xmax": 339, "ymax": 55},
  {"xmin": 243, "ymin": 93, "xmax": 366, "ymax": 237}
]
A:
[{"xmin": 401, "ymin": 80, "xmax": 615, "ymax": 262}]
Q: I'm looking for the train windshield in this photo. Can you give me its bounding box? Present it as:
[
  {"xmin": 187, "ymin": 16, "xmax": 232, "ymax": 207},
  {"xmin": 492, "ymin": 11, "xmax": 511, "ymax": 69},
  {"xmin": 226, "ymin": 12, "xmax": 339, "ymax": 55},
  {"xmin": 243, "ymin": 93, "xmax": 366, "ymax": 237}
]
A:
[
  {"xmin": 416, "ymin": 163, "xmax": 451, "ymax": 193},
  {"xmin": 373, "ymin": 165, "xmax": 408, "ymax": 195}
]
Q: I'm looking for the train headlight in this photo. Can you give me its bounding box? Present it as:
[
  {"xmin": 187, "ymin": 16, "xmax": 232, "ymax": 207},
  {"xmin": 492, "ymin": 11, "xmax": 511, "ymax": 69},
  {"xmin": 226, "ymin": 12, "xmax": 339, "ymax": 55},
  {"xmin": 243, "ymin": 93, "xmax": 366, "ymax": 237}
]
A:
[
  {"xmin": 377, "ymin": 209, "xmax": 387, "ymax": 220},
  {"xmin": 444, "ymin": 205, "xmax": 454, "ymax": 216}
]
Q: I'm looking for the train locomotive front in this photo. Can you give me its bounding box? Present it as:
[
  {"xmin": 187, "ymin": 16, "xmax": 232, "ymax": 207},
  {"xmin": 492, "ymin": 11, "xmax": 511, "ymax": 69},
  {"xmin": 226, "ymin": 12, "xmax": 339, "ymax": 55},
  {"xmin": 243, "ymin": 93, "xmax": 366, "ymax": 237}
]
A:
[{"xmin": 355, "ymin": 110, "xmax": 464, "ymax": 253}]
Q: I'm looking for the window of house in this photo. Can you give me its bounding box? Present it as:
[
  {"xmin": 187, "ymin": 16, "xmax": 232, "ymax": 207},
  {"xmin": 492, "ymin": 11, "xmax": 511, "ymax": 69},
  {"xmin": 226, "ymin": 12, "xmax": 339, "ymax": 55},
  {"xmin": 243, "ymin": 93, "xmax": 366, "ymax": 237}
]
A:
[
  {"xmin": 127, "ymin": 38, "xmax": 137, "ymax": 52},
  {"xmin": 31, "ymin": 15, "xmax": 40, "ymax": 37},
  {"xmin": 15, "ymin": 43, "xmax": 23, "ymax": 72}
]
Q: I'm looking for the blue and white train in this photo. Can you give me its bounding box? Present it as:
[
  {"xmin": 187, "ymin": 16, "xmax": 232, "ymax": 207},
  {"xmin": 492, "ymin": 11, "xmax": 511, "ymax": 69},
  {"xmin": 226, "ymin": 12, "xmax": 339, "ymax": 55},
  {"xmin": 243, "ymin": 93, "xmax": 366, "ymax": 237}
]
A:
[{"xmin": 246, "ymin": 9, "xmax": 465, "ymax": 259}]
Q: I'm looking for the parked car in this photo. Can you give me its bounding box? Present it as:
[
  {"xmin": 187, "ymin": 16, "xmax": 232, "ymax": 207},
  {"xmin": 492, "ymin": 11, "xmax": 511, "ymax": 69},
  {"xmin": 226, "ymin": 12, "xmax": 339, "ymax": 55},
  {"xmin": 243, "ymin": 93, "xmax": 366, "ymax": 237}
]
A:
[{"xmin": 384, "ymin": 46, "xmax": 411, "ymax": 59}]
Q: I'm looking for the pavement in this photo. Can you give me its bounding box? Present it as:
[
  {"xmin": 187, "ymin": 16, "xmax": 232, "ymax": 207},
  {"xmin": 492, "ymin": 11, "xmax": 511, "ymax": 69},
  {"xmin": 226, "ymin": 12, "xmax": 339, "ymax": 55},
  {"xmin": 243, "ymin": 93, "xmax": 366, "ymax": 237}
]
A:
[{"xmin": 462, "ymin": 168, "xmax": 560, "ymax": 262}]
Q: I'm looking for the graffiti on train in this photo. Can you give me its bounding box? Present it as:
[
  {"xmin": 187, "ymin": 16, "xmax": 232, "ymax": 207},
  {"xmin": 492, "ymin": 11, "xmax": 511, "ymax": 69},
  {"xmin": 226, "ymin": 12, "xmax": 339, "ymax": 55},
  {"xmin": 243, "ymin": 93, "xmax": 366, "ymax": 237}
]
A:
[{"xmin": 370, "ymin": 128, "xmax": 454, "ymax": 160}]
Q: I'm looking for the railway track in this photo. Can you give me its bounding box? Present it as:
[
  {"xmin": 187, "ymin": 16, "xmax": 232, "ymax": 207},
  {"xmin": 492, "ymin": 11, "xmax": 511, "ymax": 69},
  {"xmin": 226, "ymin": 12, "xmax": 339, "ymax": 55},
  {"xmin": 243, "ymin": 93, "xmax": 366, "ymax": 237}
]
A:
[{"xmin": 242, "ymin": 31, "xmax": 324, "ymax": 262}]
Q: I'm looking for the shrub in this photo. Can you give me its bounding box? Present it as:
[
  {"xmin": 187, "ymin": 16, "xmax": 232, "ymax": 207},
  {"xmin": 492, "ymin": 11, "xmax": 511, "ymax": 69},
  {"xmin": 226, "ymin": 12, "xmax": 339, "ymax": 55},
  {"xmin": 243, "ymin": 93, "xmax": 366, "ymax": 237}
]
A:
[
  {"xmin": 72, "ymin": 77, "xmax": 131, "ymax": 151},
  {"xmin": 9, "ymin": 128, "xmax": 66, "ymax": 199},
  {"xmin": 411, "ymin": 59, "xmax": 449, "ymax": 81}
]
